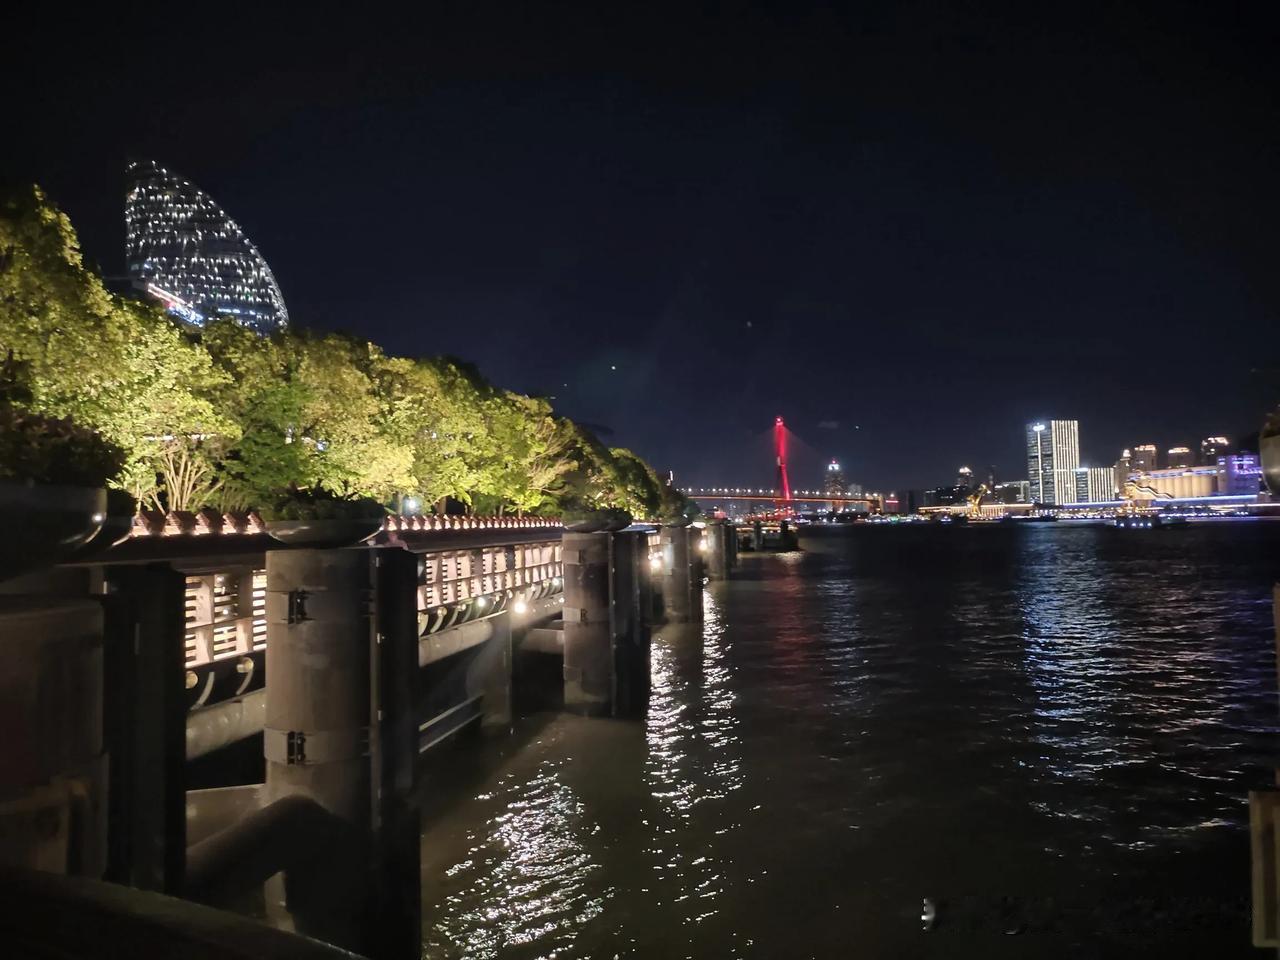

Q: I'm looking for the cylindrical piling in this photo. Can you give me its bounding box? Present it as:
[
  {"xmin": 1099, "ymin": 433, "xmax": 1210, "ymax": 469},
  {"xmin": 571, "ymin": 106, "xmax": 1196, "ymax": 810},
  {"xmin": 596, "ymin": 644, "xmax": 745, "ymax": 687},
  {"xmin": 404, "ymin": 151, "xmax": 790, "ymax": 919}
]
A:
[{"xmin": 264, "ymin": 549, "xmax": 372, "ymax": 824}]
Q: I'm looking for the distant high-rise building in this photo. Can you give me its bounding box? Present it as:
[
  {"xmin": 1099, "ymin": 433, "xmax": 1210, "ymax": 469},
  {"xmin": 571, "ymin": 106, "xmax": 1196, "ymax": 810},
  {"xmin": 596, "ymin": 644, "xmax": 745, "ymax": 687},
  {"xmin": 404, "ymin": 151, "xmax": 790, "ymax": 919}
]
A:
[
  {"xmin": 923, "ymin": 485, "xmax": 969, "ymax": 508},
  {"xmin": 1166, "ymin": 446, "xmax": 1194, "ymax": 469},
  {"xmin": 1131, "ymin": 444, "xmax": 1158, "ymax": 472},
  {"xmin": 957, "ymin": 465, "xmax": 974, "ymax": 489},
  {"xmin": 1026, "ymin": 420, "xmax": 1080, "ymax": 505},
  {"xmin": 824, "ymin": 460, "xmax": 848, "ymax": 498},
  {"xmin": 1074, "ymin": 466, "xmax": 1116, "ymax": 503},
  {"xmin": 126, "ymin": 159, "xmax": 289, "ymax": 334},
  {"xmin": 994, "ymin": 480, "xmax": 1031, "ymax": 504},
  {"xmin": 1201, "ymin": 436, "xmax": 1231, "ymax": 465},
  {"xmin": 1113, "ymin": 450, "xmax": 1132, "ymax": 500}
]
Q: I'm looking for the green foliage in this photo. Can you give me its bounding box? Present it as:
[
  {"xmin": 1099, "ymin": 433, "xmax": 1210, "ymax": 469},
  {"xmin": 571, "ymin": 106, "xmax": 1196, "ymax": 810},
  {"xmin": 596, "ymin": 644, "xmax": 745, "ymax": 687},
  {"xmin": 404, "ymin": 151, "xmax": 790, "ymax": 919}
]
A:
[
  {"xmin": 0, "ymin": 185, "xmax": 671, "ymax": 517},
  {"xmin": 0, "ymin": 348, "xmax": 124, "ymax": 487}
]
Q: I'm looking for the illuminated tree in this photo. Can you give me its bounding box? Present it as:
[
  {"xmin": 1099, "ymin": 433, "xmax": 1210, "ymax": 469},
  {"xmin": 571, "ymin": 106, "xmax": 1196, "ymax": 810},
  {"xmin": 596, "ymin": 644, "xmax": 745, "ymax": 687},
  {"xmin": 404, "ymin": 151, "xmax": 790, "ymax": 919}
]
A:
[
  {"xmin": 1, "ymin": 188, "xmax": 235, "ymax": 509},
  {"xmin": 607, "ymin": 447, "xmax": 665, "ymax": 518},
  {"xmin": 1, "ymin": 185, "xmax": 669, "ymax": 518}
]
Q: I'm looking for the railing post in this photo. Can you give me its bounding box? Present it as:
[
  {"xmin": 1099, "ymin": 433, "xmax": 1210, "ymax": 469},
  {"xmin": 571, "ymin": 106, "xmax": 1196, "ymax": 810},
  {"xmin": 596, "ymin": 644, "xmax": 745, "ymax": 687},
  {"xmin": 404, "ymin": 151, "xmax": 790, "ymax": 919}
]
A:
[
  {"xmin": 660, "ymin": 524, "xmax": 693, "ymax": 622},
  {"xmin": 102, "ymin": 563, "xmax": 187, "ymax": 893},
  {"xmin": 561, "ymin": 532, "xmax": 612, "ymax": 715}
]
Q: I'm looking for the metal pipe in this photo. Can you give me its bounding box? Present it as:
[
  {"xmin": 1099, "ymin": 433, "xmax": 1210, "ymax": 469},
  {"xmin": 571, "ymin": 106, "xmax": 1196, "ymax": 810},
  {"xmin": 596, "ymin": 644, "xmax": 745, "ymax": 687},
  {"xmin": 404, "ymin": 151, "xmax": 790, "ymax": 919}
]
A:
[{"xmin": 185, "ymin": 689, "xmax": 266, "ymax": 760}]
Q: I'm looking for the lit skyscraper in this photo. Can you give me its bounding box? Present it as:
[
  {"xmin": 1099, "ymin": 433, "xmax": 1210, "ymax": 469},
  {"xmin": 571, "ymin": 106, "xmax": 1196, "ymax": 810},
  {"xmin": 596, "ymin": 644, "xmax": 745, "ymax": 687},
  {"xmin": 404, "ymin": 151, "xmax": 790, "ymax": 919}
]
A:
[
  {"xmin": 1113, "ymin": 449, "xmax": 1132, "ymax": 499},
  {"xmin": 1026, "ymin": 420, "xmax": 1081, "ymax": 505},
  {"xmin": 1131, "ymin": 444, "xmax": 1158, "ymax": 472},
  {"xmin": 125, "ymin": 159, "xmax": 288, "ymax": 333},
  {"xmin": 1166, "ymin": 446, "xmax": 1194, "ymax": 469},
  {"xmin": 823, "ymin": 460, "xmax": 847, "ymax": 497},
  {"xmin": 1074, "ymin": 466, "xmax": 1116, "ymax": 503},
  {"xmin": 1200, "ymin": 436, "xmax": 1231, "ymax": 465}
]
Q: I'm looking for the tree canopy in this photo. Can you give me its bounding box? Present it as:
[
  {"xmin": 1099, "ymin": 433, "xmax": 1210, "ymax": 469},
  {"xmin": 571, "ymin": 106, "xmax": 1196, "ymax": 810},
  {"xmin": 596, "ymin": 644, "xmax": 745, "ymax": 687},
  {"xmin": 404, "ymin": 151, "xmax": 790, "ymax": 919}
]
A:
[{"xmin": 0, "ymin": 185, "xmax": 677, "ymax": 518}]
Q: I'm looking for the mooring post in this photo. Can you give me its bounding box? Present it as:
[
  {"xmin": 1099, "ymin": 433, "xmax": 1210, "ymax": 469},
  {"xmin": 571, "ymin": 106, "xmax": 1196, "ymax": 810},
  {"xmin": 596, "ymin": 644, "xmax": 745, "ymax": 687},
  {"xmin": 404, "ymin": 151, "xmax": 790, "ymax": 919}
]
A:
[
  {"xmin": 752, "ymin": 520, "xmax": 764, "ymax": 551},
  {"xmin": 610, "ymin": 529, "xmax": 649, "ymax": 717},
  {"xmin": 726, "ymin": 520, "xmax": 739, "ymax": 569},
  {"xmin": 102, "ymin": 563, "xmax": 187, "ymax": 893},
  {"xmin": 265, "ymin": 548, "xmax": 372, "ymax": 820},
  {"xmin": 660, "ymin": 524, "xmax": 693, "ymax": 622},
  {"xmin": 562, "ymin": 531, "xmax": 612, "ymax": 715},
  {"xmin": 705, "ymin": 520, "xmax": 728, "ymax": 580},
  {"xmin": 263, "ymin": 547, "xmax": 374, "ymax": 953}
]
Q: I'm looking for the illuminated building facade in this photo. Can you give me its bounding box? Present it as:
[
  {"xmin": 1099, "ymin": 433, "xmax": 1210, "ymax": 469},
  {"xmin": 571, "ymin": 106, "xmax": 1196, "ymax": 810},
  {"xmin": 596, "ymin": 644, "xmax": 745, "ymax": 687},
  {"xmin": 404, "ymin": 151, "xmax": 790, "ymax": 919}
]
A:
[
  {"xmin": 1113, "ymin": 450, "xmax": 1132, "ymax": 499},
  {"xmin": 1131, "ymin": 444, "xmax": 1158, "ymax": 472},
  {"xmin": 1166, "ymin": 446, "xmax": 1194, "ymax": 469},
  {"xmin": 1219, "ymin": 454, "xmax": 1262, "ymax": 495},
  {"xmin": 1200, "ymin": 436, "xmax": 1231, "ymax": 465},
  {"xmin": 1127, "ymin": 467, "xmax": 1220, "ymax": 501},
  {"xmin": 1074, "ymin": 466, "xmax": 1116, "ymax": 503},
  {"xmin": 125, "ymin": 159, "xmax": 288, "ymax": 333},
  {"xmin": 1026, "ymin": 420, "xmax": 1080, "ymax": 505},
  {"xmin": 824, "ymin": 460, "xmax": 847, "ymax": 497},
  {"xmin": 994, "ymin": 480, "xmax": 1030, "ymax": 504}
]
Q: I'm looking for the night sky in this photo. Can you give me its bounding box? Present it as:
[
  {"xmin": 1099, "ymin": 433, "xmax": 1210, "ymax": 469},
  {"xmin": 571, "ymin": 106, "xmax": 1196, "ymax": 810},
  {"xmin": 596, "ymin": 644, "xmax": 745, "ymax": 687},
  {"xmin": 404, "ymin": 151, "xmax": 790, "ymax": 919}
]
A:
[{"xmin": 5, "ymin": 3, "xmax": 1278, "ymax": 492}]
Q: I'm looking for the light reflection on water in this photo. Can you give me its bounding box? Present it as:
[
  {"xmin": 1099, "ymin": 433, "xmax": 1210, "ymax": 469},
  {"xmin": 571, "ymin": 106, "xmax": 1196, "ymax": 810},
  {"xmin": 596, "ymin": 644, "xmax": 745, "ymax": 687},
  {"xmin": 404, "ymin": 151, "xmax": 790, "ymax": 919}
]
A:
[
  {"xmin": 642, "ymin": 591, "xmax": 745, "ymax": 944},
  {"xmin": 421, "ymin": 524, "xmax": 1280, "ymax": 958},
  {"xmin": 424, "ymin": 759, "xmax": 608, "ymax": 959}
]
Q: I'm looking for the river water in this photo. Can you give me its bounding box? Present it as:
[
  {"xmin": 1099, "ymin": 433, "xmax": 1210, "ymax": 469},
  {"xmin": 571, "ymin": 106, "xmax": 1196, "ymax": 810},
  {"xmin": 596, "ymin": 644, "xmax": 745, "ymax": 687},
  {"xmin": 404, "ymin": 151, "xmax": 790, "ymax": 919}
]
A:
[{"xmin": 417, "ymin": 522, "xmax": 1280, "ymax": 958}]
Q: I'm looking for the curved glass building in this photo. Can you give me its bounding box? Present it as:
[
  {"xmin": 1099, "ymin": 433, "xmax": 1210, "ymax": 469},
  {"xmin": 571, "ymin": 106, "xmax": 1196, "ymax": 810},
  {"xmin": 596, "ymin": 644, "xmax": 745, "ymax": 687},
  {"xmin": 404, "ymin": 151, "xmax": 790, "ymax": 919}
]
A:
[{"xmin": 125, "ymin": 159, "xmax": 288, "ymax": 333}]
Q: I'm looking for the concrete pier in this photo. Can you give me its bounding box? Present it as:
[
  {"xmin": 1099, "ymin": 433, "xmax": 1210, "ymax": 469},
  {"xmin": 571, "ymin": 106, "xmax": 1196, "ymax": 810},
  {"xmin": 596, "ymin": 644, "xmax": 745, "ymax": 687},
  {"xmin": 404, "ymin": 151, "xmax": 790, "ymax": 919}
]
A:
[
  {"xmin": 705, "ymin": 521, "xmax": 728, "ymax": 580},
  {"xmin": 660, "ymin": 524, "xmax": 693, "ymax": 622},
  {"xmin": 611, "ymin": 530, "xmax": 650, "ymax": 717},
  {"xmin": 562, "ymin": 532, "xmax": 613, "ymax": 715},
  {"xmin": 687, "ymin": 527, "xmax": 705, "ymax": 617},
  {"xmin": 264, "ymin": 549, "xmax": 372, "ymax": 822}
]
